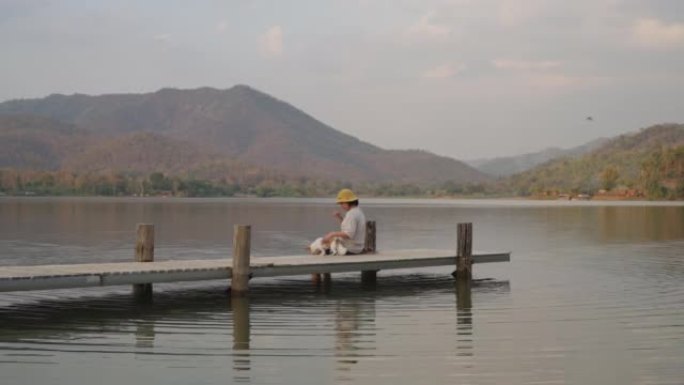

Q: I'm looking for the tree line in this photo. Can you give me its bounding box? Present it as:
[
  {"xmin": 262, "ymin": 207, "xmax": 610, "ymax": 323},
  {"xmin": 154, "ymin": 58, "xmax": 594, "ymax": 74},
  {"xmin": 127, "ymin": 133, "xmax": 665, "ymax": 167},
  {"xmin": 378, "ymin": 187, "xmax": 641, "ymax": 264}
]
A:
[
  {"xmin": 0, "ymin": 167, "xmax": 499, "ymax": 199},
  {"xmin": 2, "ymin": 144, "xmax": 682, "ymax": 200},
  {"xmin": 503, "ymin": 145, "xmax": 684, "ymax": 200}
]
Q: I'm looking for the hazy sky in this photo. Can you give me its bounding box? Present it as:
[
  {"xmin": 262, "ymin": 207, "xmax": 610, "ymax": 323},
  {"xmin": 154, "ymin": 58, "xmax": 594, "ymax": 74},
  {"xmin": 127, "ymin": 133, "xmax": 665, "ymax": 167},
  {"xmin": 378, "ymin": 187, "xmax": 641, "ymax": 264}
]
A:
[{"xmin": 1, "ymin": 0, "xmax": 684, "ymax": 159}]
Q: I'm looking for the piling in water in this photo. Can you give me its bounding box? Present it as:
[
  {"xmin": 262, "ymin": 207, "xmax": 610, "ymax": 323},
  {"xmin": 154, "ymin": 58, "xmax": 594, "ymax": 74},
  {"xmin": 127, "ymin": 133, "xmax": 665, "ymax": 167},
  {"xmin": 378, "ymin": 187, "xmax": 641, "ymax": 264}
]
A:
[
  {"xmin": 133, "ymin": 223, "xmax": 154, "ymax": 299},
  {"xmin": 232, "ymin": 225, "xmax": 251, "ymax": 297},
  {"xmin": 454, "ymin": 222, "xmax": 473, "ymax": 281},
  {"xmin": 361, "ymin": 220, "xmax": 378, "ymax": 284}
]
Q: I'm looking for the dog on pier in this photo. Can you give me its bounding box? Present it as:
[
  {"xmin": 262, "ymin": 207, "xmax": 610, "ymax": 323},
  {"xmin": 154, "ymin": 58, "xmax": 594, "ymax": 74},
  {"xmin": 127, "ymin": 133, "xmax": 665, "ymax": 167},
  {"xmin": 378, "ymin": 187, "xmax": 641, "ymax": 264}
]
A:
[{"xmin": 309, "ymin": 237, "xmax": 348, "ymax": 256}]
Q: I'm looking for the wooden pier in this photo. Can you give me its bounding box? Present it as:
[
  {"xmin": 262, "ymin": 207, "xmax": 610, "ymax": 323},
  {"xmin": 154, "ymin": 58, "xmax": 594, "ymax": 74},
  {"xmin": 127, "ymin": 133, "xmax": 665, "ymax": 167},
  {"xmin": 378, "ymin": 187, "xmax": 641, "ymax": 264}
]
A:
[{"xmin": 0, "ymin": 222, "xmax": 510, "ymax": 294}]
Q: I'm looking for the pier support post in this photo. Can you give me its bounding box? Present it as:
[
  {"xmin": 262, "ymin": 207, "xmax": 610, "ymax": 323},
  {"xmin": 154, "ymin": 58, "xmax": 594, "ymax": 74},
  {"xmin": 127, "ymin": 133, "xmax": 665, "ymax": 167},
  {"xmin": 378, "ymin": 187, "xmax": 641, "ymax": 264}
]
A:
[
  {"xmin": 361, "ymin": 220, "xmax": 377, "ymax": 285},
  {"xmin": 454, "ymin": 222, "xmax": 473, "ymax": 281},
  {"xmin": 133, "ymin": 223, "xmax": 155, "ymax": 299},
  {"xmin": 232, "ymin": 225, "xmax": 251, "ymax": 297}
]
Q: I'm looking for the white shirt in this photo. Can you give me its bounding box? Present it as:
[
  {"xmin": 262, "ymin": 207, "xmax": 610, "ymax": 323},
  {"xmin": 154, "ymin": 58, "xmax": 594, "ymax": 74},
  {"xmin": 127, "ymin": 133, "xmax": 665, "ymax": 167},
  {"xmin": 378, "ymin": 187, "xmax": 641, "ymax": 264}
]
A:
[{"xmin": 340, "ymin": 206, "xmax": 366, "ymax": 253}]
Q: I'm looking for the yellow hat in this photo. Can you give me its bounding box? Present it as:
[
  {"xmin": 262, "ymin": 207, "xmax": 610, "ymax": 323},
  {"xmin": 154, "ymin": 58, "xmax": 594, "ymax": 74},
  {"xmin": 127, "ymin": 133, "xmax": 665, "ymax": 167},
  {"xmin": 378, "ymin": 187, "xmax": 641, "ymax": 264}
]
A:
[{"xmin": 336, "ymin": 188, "xmax": 358, "ymax": 203}]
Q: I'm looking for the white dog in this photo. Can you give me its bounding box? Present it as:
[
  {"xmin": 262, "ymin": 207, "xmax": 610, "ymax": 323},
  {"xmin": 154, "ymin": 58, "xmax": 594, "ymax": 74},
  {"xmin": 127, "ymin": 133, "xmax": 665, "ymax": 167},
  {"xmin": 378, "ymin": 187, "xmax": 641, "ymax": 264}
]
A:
[{"xmin": 309, "ymin": 237, "xmax": 348, "ymax": 256}]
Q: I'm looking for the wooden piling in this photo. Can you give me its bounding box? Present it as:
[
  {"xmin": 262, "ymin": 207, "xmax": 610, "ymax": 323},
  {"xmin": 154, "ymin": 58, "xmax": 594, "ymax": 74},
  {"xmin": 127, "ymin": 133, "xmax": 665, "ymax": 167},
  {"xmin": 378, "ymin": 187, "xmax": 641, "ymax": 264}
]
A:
[
  {"xmin": 455, "ymin": 279, "xmax": 472, "ymax": 309},
  {"xmin": 232, "ymin": 225, "xmax": 251, "ymax": 297},
  {"xmin": 133, "ymin": 223, "xmax": 155, "ymax": 298},
  {"xmin": 361, "ymin": 220, "xmax": 378, "ymax": 284},
  {"xmin": 363, "ymin": 220, "xmax": 376, "ymax": 253},
  {"xmin": 454, "ymin": 222, "xmax": 473, "ymax": 281}
]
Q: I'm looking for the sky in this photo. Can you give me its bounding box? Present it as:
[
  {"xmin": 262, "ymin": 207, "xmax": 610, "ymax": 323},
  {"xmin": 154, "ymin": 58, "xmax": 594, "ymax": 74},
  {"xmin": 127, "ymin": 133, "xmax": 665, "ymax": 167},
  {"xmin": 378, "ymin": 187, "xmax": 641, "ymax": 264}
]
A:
[{"xmin": 1, "ymin": 0, "xmax": 684, "ymax": 159}]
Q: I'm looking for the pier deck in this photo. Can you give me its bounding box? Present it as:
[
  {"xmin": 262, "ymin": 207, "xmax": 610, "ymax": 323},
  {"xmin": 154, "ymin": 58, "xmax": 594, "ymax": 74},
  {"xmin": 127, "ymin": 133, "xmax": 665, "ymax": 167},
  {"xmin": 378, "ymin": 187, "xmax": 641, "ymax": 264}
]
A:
[{"xmin": 0, "ymin": 249, "xmax": 510, "ymax": 293}]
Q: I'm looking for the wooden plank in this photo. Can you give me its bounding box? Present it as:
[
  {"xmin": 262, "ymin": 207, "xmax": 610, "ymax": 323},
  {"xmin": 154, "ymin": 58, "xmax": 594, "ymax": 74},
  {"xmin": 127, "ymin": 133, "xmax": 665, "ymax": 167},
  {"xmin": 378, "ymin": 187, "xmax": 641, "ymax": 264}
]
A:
[
  {"xmin": 0, "ymin": 249, "xmax": 510, "ymax": 293},
  {"xmin": 250, "ymin": 250, "xmax": 509, "ymax": 277}
]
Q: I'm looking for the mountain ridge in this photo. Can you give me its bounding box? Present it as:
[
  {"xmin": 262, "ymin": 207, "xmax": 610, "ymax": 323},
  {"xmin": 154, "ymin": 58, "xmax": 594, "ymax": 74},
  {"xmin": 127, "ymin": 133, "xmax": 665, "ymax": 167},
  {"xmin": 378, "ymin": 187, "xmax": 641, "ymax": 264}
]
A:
[
  {"xmin": 0, "ymin": 85, "xmax": 488, "ymax": 185},
  {"xmin": 468, "ymin": 138, "xmax": 608, "ymax": 177},
  {"xmin": 505, "ymin": 123, "xmax": 684, "ymax": 198}
]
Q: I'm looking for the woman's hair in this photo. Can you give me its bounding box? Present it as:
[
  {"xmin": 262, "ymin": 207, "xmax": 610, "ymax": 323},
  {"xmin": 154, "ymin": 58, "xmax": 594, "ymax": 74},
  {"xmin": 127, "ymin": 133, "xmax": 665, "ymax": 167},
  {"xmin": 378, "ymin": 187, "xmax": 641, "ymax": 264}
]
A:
[{"xmin": 348, "ymin": 200, "xmax": 359, "ymax": 207}]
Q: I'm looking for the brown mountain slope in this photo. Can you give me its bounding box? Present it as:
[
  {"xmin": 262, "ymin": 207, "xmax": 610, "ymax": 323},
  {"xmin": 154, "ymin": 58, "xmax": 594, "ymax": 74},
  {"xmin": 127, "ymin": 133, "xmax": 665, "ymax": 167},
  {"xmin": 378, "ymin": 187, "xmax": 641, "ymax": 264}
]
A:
[
  {"xmin": 61, "ymin": 132, "xmax": 213, "ymax": 175},
  {"xmin": 61, "ymin": 131, "xmax": 284, "ymax": 185},
  {"xmin": 0, "ymin": 86, "xmax": 488, "ymax": 184},
  {"xmin": 0, "ymin": 114, "xmax": 92, "ymax": 170}
]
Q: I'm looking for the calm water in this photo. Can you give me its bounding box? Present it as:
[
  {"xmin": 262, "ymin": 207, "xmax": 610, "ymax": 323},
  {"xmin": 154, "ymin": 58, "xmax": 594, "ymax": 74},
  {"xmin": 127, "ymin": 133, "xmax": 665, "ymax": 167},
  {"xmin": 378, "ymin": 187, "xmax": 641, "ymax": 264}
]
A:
[{"xmin": 1, "ymin": 197, "xmax": 683, "ymax": 385}]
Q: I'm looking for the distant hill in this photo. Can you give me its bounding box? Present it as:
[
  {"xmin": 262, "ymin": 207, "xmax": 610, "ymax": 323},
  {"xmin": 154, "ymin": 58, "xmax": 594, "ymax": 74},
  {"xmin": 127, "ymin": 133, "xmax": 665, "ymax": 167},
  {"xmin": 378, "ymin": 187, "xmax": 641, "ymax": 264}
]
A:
[
  {"xmin": 0, "ymin": 114, "xmax": 93, "ymax": 170},
  {"xmin": 505, "ymin": 123, "xmax": 684, "ymax": 198},
  {"xmin": 0, "ymin": 85, "xmax": 488, "ymax": 185},
  {"xmin": 61, "ymin": 132, "xmax": 212, "ymax": 174},
  {"xmin": 468, "ymin": 138, "xmax": 607, "ymax": 177}
]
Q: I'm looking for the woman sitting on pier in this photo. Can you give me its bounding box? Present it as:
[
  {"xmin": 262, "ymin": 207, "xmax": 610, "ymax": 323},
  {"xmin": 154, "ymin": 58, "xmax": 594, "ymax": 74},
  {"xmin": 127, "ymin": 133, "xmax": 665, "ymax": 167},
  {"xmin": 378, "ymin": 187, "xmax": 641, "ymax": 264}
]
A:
[{"xmin": 318, "ymin": 189, "xmax": 366, "ymax": 255}]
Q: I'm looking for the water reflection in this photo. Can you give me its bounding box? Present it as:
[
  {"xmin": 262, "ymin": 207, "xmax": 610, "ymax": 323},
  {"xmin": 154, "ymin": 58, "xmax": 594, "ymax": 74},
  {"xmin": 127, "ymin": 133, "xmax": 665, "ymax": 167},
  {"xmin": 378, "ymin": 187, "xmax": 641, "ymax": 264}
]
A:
[
  {"xmin": 334, "ymin": 297, "xmax": 376, "ymax": 382},
  {"xmin": 454, "ymin": 279, "xmax": 513, "ymax": 365},
  {"xmin": 3, "ymin": 197, "xmax": 684, "ymax": 384},
  {"xmin": 595, "ymin": 206, "xmax": 684, "ymax": 242},
  {"xmin": 0, "ymin": 274, "xmax": 520, "ymax": 385},
  {"xmin": 454, "ymin": 280, "xmax": 473, "ymax": 358},
  {"xmin": 231, "ymin": 296, "xmax": 251, "ymax": 383},
  {"xmin": 2, "ymin": 198, "xmax": 683, "ymax": 268},
  {"xmin": 134, "ymin": 319, "xmax": 155, "ymax": 350}
]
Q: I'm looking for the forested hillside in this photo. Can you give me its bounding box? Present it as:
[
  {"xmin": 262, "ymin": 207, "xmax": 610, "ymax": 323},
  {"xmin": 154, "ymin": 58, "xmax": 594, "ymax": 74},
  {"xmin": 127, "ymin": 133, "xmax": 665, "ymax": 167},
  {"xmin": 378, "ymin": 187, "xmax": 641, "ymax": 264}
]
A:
[{"xmin": 505, "ymin": 124, "xmax": 684, "ymax": 199}]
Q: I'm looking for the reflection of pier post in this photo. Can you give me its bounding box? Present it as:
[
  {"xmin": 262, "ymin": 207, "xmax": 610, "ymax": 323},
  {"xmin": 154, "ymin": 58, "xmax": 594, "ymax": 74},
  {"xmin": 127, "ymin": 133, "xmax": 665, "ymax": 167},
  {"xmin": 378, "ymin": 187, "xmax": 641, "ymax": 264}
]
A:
[
  {"xmin": 232, "ymin": 296, "xmax": 251, "ymax": 382},
  {"xmin": 134, "ymin": 319, "xmax": 156, "ymax": 349},
  {"xmin": 334, "ymin": 298, "xmax": 376, "ymax": 380},
  {"xmin": 455, "ymin": 280, "xmax": 473, "ymax": 358}
]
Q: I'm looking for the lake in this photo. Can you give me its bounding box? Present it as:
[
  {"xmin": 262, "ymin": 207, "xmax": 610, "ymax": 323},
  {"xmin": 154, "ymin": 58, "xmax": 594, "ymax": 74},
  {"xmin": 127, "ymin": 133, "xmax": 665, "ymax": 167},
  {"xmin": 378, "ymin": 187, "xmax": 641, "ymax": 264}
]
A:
[{"xmin": 1, "ymin": 197, "xmax": 683, "ymax": 385}]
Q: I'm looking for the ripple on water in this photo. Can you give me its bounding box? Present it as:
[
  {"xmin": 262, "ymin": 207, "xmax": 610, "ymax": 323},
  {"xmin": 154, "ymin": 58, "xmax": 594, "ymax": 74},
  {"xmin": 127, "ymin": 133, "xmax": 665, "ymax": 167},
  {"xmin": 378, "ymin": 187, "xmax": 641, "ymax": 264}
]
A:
[{"xmin": 0, "ymin": 267, "xmax": 682, "ymax": 384}]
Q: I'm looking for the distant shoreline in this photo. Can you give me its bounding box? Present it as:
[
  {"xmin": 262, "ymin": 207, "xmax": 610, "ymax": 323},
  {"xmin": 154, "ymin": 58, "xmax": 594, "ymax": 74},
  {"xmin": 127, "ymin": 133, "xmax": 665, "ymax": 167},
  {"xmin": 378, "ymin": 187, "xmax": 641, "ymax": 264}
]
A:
[{"xmin": 1, "ymin": 194, "xmax": 683, "ymax": 205}]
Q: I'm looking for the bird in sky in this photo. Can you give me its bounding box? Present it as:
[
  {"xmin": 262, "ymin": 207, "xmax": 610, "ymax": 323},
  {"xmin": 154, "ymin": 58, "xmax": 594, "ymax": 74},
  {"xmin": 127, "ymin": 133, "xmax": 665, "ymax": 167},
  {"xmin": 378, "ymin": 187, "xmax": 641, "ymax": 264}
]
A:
[{"xmin": 586, "ymin": 116, "xmax": 594, "ymax": 121}]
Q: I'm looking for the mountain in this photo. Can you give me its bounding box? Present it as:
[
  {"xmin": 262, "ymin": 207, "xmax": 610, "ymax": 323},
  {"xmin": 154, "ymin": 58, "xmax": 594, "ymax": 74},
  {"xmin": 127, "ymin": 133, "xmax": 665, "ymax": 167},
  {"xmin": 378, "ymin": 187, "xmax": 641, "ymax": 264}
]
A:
[
  {"xmin": 468, "ymin": 138, "xmax": 607, "ymax": 177},
  {"xmin": 0, "ymin": 114, "xmax": 93, "ymax": 170},
  {"xmin": 0, "ymin": 85, "xmax": 488, "ymax": 184},
  {"xmin": 505, "ymin": 123, "xmax": 684, "ymax": 198},
  {"xmin": 60, "ymin": 132, "xmax": 212, "ymax": 174}
]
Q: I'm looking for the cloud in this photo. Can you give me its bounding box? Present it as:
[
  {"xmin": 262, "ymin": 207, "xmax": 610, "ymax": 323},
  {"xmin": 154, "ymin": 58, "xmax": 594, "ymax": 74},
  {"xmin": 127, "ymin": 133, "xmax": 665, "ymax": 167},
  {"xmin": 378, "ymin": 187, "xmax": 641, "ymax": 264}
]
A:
[
  {"xmin": 216, "ymin": 21, "xmax": 228, "ymax": 33},
  {"xmin": 529, "ymin": 74, "xmax": 580, "ymax": 88},
  {"xmin": 153, "ymin": 33, "xmax": 171, "ymax": 43},
  {"xmin": 422, "ymin": 63, "xmax": 465, "ymax": 79},
  {"xmin": 497, "ymin": 0, "xmax": 546, "ymax": 27},
  {"xmin": 493, "ymin": 59, "xmax": 561, "ymax": 71},
  {"xmin": 151, "ymin": 33, "xmax": 173, "ymax": 51},
  {"xmin": 526, "ymin": 73, "xmax": 610, "ymax": 91},
  {"xmin": 259, "ymin": 25, "xmax": 283, "ymax": 57},
  {"xmin": 633, "ymin": 18, "xmax": 684, "ymax": 49},
  {"xmin": 407, "ymin": 12, "xmax": 450, "ymax": 41}
]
